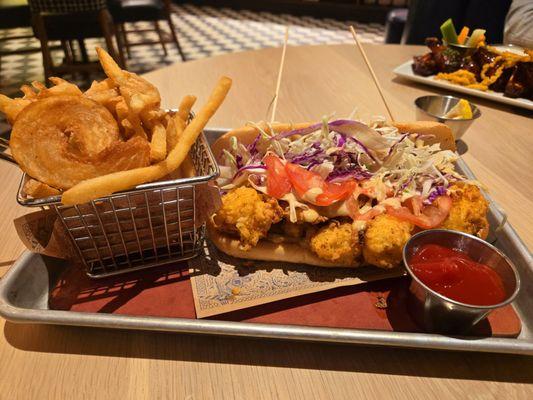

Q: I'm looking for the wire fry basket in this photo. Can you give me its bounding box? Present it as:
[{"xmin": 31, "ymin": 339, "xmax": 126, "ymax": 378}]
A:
[{"xmin": 15, "ymin": 131, "xmax": 219, "ymax": 278}]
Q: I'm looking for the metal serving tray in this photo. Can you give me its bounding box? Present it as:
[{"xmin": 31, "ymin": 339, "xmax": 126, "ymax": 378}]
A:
[{"xmin": 0, "ymin": 128, "xmax": 532, "ymax": 355}]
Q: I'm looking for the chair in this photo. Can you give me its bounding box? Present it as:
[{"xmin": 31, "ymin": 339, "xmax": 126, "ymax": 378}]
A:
[
  {"xmin": 384, "ymin": 8, "xmax": 408, "ymax": 44},
  {"xmin": 28, "ymin": 0, "xmax": 124, "ymax": 81},
  {"xmin": 108, "ymin": 0, "xmax": 185, "ymax": 62},
  {"xmin": 0, "ymin": 1, "xmax": 38, "ymax": 75}
]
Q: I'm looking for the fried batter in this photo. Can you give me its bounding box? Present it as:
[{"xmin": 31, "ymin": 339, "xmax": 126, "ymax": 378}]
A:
[
  {"xmin": 309, "ymin": 221, "xmax": 361, "ymax": 265},
  {"xmin": 213, "ymin": 187, "xmax": 283, "ymax": 250},
  {"xmin": 441, "ymin": 183, "xmax": 489, "ymax": 238},
  {"xmin": 9, "ymin": 95, "xmax": 150, "ymax": 189},
  {"xmin": 363, "ymin": 214, "xmax": 413, "ymax": 269}
]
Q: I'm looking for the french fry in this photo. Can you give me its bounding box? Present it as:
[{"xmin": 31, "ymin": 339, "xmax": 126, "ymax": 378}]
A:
[
  {"xmin": 24, "ymin": 179, "xmax": 61, "ymax": 198},
  {"xmin": 163, "ymin": 77, "xmax": 231, "ymax": 169},
  {"xmin": 115, "ymin": 99, "xmax": 147, "ymax": 140},
  {"xmin": 165, "ymin": 117, "xmax": 179, "ymax": 153},
  {"xmin": 179, "ymin": 155, "xmax": 196, "ymax": 178},
  {"xmin": 167, "ymin": 95, "xmax": 197, "ymax": 152},
  {"xmin": 177, "ymin": 95, "xmax": 197, "ymax": 124},
  {"xmin": 149, "ymin": 123, "xmax": 167, "ymax": 162},
  {"xmin": 96, "ymin": 47, "xmax": 160, "ymax": 114},
  {"xmin": 61, "ymin": 76, "xmax": 232, "ymax": 205}
]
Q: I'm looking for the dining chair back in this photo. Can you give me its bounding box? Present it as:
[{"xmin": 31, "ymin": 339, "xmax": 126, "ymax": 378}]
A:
[
  {"xmin": 0, "ymin": 1, "xmax": 41, "ymax": 77},
  {"xmin": 108, "ymin": 0, "xmax": 185, "ymax": 62},
  {"xmin": 28, "ymin": 0, "xmax": 123, "ymax": 81}
]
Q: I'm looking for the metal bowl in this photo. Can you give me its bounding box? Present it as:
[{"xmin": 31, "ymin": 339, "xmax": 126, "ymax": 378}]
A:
[
  {"xmin": 403, "ymin": 229, "xmax": 521, "ymax": 334},
  {"xmin": 414, "ymin": 95, "xmax": 481, "ymax": 140},
  {"xmin": 448, "ymin": 43, "xmax": 477, "ymax": 57}
]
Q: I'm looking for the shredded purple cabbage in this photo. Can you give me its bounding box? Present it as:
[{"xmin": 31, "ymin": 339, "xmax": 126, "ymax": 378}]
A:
[
  {"xmin": 247, "ymin": 133, "xmax": 262, "ymax": 156},
  {"xmin": 235, "ymin": 154, "xmax": 243, "ymax": 170},
  {"xmin": 326, "ymin": 168, "xmax": 372, "ymax": 183},
  {"xmin": 399, "ymin": 176, "xmax": 414, "ymax": 192},
  {"xmin": 273, "ymin": 120, "xmax": 383, "ymax": 166},
  {"xmin": 424, "ymin": 185, "xmax": 448, "ymax": 205},
  {"xmin": 288, "ymin": 148, "xmax": 325, "ymax": 165},
  {"xmin": 273, "ymin": 122, "xmax": 322, "ymax": 140},
  {"xmin": 346, "ymin": 136, "xmax": 377, "ymax": 162},
  {"xmin": 274, "ymin": 119, "xmax": 375, "ymax": 140},
  {"xmin": 233, "ymin": 164, "xmax": 266, "ymax": 179},
  {"xmin": 385, "ymin": 134, "xmax": 409, "ymax": 158},
  {"xmin": 306, "ymin": 160, "xmax": 321, "ymax": 170},
  {"xmin": 336, "ymin": 133, "xmax": 346, "ymax": 147}
]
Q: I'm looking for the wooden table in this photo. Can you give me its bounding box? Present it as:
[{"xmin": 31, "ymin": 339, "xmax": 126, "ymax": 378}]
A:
[{"xmin": 1, "ymin": 44, "xmax": 532, "ymax": 399}]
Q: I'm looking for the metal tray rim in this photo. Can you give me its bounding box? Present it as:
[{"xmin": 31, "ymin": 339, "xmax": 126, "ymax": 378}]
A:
[{"xmin": 1, "ymin": 252, "xmax": 532, "ymax": 355}]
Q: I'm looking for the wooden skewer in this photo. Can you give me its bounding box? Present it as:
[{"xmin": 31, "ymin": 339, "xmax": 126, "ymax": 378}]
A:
[
  {"xmin": 349, "ymin": 25, "xmax": 395, "ymax": 122},
  {"xmin": 270, "ymin": 26, "xmax": 289, "ymax": 124}
]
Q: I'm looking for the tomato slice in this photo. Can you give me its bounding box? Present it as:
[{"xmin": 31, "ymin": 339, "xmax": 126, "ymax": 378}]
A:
[
  {"xmin": 264, "ymin": 154, "xmax": 292, "ymax": 199},
  {"xmin": 284, "ymin": 162, "xmax": 324, "ymax": 197},
  {"xmin": 315, "ymin": 181, "xmax": 357, "ymax": 206},
  {"xmin": 284, "ymin": 163, "xmax": 356, "ymax": 206},
  {"xmin": 386, "ymin": 195, "xmax": 452, "ymax": 229}
]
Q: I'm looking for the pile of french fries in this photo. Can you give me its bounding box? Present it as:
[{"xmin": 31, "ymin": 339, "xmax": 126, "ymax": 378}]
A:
[
  {"xmin": 0, "ymin": 47, "xmax": 232, "ymax": 206},
  {"xmin": 62, "ymin": 75, "xmax": 232, "ymax": 205}
]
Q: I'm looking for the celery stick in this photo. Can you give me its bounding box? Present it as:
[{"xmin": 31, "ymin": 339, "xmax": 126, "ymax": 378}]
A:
[
  {"xmin": 466, "ymin": 29, "xmax": 486, "ymax": 47},
  {"xmin": 440, "ymin": 18, "xmax": 458, "ymax": 45}
]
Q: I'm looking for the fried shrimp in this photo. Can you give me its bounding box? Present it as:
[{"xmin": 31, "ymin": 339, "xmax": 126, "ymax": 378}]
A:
[
  {"xmin": 441, "ymin": 183, "xmax": 489, "ymax": 239},
  {"xmin": 213, "ymin": 187, "xmax": 284, "ymax": 250},
  {"xmin": 363, "ymin": 214, "xmax": 413, "ymax": 269},
  {"xmin": 309, "ymin": 221, "xmax": 361, "ymax": 265}
]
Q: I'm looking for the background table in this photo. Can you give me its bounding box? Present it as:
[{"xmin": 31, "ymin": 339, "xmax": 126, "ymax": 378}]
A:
[{"xmin": 0, "ymin": 44, "xmax": 532, "ymax": 399}]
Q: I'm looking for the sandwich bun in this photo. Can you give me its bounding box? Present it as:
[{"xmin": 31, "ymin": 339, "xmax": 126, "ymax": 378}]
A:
[
  {"xmin": 209, "ymin": 120, "xmax": 455, "ymax": 267},
  {"xmin": 207, "ymin": 222, "xmax": 358, "ymax": 268}
]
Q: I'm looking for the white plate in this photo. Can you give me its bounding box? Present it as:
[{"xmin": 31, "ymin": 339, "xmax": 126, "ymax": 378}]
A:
[{"xmin": 393, "ymin": 60, "xmax": 533, "ymax": 111}]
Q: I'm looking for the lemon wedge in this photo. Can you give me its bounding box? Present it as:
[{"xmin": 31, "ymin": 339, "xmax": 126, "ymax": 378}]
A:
[{"xmin": 444, "ymin": 99, "xmax": 473, "ymax": 119}]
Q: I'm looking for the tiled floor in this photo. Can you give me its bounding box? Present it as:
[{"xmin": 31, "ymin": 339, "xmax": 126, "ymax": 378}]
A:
[{"xmin": 0, "ymin": 3, "xmax": 385, "ymax": 96}]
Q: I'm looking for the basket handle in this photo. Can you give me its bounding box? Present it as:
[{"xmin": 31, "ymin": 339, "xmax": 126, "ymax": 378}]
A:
[{"xmin": 0, "ymin": 137, "xmax": 18, "ymax": 166}]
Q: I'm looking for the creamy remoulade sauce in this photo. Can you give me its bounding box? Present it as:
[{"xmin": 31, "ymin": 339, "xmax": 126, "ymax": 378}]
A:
[{"xmin": 409, "ymin": 244, "xmax": 506, "ymax": 306}]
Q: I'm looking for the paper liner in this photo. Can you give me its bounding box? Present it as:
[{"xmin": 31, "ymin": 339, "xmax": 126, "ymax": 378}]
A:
[{"xmin": 189, "ymin": 240, "xmax": 405, "ymax": 318}]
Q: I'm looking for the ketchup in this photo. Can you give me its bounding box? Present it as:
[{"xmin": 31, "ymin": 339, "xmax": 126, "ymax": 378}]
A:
[{"xmin": 409, "ymin": 244, "xmax": 506, "ymax": 306}]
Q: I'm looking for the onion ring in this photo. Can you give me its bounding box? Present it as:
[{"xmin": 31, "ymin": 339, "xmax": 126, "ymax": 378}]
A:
[{"xmin": 10, "ymin": 95, "xmax": 150, "ymax": 189}]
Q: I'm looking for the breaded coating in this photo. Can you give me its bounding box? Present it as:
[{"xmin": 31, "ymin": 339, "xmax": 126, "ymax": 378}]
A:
[
  {"xmin": 363, "ymin": 214, "xmax": 413, "ymax": 269},
  {"xmin": 213, "ymin": 187, "xmax": 283, "ymax": 250},
  {"xmin": 441, "ymin": 183, "xmax": 489, "ymax": 239},
  {"xmin": 309, "ymin": 221, "xmax": 361, "ymax": 265}
]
